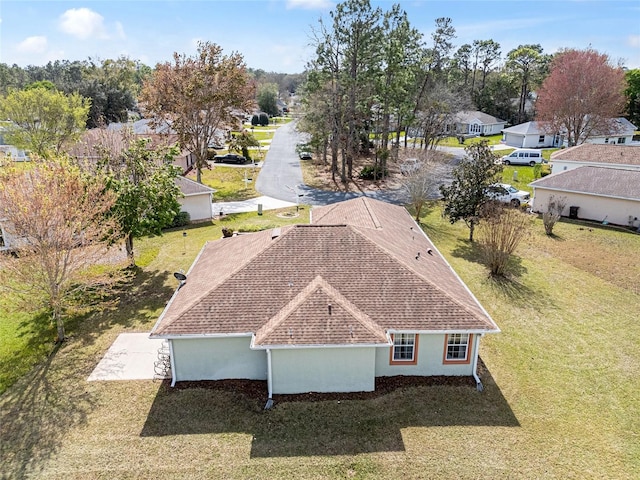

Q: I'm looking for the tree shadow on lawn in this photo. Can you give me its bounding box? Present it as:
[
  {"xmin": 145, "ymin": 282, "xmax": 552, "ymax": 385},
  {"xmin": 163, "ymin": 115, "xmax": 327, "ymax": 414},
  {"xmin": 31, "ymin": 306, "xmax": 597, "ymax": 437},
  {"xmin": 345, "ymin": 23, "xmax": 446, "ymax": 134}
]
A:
[
  {"xmin": 0, "ymin": 268, "xmax": 174, "ymax": 478},
  {"xmin": 0, "ymin": 343, "xmax": 97, "ymax": 478},
  {"xmin": 140, "ymin": 362, "xmax": 518, "ymax": 458},
  {"xmin": 74, "ymin": 267, "xmax": 176, "ymax": 347}
]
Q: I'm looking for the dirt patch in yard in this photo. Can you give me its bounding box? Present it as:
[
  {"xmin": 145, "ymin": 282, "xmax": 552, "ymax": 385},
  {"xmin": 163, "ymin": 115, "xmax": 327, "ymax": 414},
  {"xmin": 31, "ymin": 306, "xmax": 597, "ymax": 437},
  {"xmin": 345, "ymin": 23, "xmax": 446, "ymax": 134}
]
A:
[{"xmin": 301, "ymin": 148, "xmax": 452, "ymax": 193}]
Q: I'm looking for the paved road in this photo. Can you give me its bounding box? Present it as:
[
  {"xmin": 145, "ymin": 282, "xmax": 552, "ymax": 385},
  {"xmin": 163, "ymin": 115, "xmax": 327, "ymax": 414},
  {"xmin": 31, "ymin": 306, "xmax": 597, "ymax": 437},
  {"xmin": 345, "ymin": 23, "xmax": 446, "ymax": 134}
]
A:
[{"xmin": 255, "ymin": 121, "xmax": 409, "ymax": 206}]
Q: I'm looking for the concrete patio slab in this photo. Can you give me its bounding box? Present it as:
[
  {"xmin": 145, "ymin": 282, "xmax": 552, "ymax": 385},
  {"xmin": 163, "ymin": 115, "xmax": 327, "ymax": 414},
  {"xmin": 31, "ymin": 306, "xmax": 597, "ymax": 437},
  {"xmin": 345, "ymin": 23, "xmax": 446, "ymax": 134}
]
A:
[{"xmin": 88, "ymin": 333, "xmax": 165, "ymax": 381}]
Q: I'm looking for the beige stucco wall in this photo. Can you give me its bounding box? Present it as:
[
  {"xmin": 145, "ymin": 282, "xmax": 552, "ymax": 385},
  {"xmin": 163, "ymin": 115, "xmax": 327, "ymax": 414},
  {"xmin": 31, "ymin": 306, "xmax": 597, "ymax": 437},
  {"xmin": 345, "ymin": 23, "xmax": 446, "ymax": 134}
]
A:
[
  {"xmin": 271, "ymin": 347, "xmax": 376, "ymax": 394},
  {"xmin": 178, "ymin": 194, "xmax": 212, "ymax": 221},
  {"xmin": 551, "ymin": 160, "xmax": 640, "ymax": 175},
  {"xmin": 171, "ymin": 336, "xmax": 267, "ymax": 381},
  {"xmin": 531, "ymin": 188, "xmax": 640, "ymax": 227},
  {"xmin": 374, "ymin": 334, "xmax": 474, "ymax": 377}
]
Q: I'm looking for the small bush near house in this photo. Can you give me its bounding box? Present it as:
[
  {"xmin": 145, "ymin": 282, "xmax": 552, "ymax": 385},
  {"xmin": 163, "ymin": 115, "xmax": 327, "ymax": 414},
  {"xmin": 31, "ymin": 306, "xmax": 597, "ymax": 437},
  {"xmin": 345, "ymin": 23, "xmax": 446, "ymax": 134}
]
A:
[
  {"xmin": 170, "ymin": 211, "xmax": 191, "ymax": 228},
  {"xmin": 359, "ymin": 165, "xmax": 388, "ymax": 180}
]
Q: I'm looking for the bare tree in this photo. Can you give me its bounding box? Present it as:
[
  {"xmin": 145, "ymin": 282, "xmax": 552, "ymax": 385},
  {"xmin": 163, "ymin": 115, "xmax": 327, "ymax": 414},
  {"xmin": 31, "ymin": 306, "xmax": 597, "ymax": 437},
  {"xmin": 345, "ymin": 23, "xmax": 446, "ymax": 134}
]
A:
[
  {"xmin": 401, "ymin": 152, "xmax": 451, "ymax": 220},
  {"xmin": 542, "ymin": 195, "xmax": 568, "ymax": 236},
  {"xmin": 0, "ymin": 158, "xmax": 124, "ymax": 343},
  {"xmin": 477, "ymin": 202, "xmax": 531, "ymax": 277}
]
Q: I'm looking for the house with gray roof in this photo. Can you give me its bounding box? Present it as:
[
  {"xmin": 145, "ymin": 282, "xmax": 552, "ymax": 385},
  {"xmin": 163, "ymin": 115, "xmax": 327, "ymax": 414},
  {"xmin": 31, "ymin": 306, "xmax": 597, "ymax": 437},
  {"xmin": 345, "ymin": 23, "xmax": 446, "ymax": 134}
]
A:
[
  {"xmin": 501, "ymin": 121, "xmax": 563, "ymax": 148},
  {"xmin": 450, "ymin": 110, "xmax": 506, "ymax": 136},
  {"xmin": 174, "ymin": 176, "xmax": 215, "ymax": 221},
  {"xmin": 530, "ymin": 166, "xmax": 640, "ymax": 228},
  {"xmin": 503, "ymin": 118, "xmax": 637, "ymax": 149},
  {"xmin": 149, "ymin": 197, "xmax": 500, "ymax": 401}
]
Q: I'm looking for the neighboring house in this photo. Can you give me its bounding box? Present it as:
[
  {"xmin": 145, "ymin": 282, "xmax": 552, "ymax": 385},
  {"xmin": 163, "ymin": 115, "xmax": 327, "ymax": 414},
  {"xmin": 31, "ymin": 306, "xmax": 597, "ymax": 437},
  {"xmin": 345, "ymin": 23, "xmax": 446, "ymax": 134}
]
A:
[
  {"xmin": 503, "ymin": 118, "xmax": 637, "ymax": 149},
  {"xmin": 578, "ymin": 117, "xmax": 636, "ymax": 146},
  {"xmin": 108, "ymin": 119, "xmax": 197, "ymax": 174},
  {"xmin": 449, "ymin": 111, "xmax": 506, "ymax": 136},
  {"xmin": 0, "ymin": 131, "xmax": 30, "ymax": 162},
  {"xmin": 530, "ymin": 166, "xmax": 640, "ymax": 228},
  {"xmin": 149, "ymin": 197, "xmax": 500, "ymax": 400},
  {"xmin": 502, "ymin": 121, "xmax": 564, "ymax": 148},
  {"xmin": 174, "ymin": 176, "xmax": 215, "ymax": 221},
  {"xmin": 0, "ymin": 219, "xmax": 25, "ymax": 252},
  {"xmin": 550, "ymin": 143, "xmax": 640, "ymax": 174}
]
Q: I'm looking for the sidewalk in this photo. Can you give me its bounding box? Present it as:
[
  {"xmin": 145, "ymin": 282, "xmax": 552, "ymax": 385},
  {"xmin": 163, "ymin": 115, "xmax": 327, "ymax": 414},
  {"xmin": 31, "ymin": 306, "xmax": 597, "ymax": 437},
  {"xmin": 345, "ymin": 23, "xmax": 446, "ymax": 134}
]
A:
[{"xmin": 213, "ymin": 195, "xmax": 297, "ymax": 215}]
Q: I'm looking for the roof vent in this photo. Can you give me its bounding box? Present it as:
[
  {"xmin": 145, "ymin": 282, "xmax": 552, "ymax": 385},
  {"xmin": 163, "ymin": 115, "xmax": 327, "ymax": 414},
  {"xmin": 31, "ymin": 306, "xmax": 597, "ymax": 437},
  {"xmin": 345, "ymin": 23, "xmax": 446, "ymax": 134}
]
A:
[
  {"xmin": 328, "ymin": 303, "xmax": 332, "ymax": 315},
  {"xmin": 415, "ymin": 252, "xmax": 420, "ymax": 260},
  {"xmin": 271, "ymin": 227, "xmax": 281, "ymax": 239}
]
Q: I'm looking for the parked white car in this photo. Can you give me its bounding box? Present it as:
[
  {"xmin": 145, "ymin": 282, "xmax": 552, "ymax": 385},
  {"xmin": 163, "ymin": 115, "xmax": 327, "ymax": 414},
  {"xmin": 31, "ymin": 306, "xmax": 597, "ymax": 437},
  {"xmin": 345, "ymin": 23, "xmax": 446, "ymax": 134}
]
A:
[{"xmin": 488, "ymin": 183, "xmax": 530, "ymax": 207}]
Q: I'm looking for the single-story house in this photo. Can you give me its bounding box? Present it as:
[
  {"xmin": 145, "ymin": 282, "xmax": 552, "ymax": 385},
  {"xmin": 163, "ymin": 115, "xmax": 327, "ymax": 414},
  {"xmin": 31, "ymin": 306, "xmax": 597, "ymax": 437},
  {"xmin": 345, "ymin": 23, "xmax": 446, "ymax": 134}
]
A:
[
  {"xmin": 0, "ymin": 130, "xmax": 30, "ymax": 162},
  {"xmin": 149, "ymin": 197, "xmax": 500, "ymax": 401},
  {"xmin": 530, "ymin": 166, "xmax": 640, "ymax": 228},
  {"xmin": 174, "ymin": 176, "xmax": 215, "ymax": 221},
  {"xmin": 0, "ymin": 218, "xmax": 28, "ymax": 252},
  {"xmin": 448, "ymin": 110, "xmax": 506, "ymax": 136},
  {"xmin": 550, "ymin": 143, "xmax": 640, "ymax": 174},
  {"xmin": 503, "ymin": 118, "xmax": 637, "ymax": 149},
  {"xmin": 501, "ymin": 121, "xmax": 564, "ymax": 148}
]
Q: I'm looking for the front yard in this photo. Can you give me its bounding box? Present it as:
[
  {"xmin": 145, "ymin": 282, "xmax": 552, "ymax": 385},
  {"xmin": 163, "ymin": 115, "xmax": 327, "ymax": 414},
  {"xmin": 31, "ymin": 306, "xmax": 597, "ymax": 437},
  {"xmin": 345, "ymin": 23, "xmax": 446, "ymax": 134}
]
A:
[{"xmin": 1, "ymin": 204, "xmax": 638, "ymax": 479}]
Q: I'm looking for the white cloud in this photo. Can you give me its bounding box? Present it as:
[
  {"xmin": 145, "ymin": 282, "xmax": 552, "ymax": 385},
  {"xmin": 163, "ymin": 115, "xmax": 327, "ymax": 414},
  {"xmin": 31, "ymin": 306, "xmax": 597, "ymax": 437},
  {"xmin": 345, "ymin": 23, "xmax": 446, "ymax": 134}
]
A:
[
  {"xmin": 286, "ymin": 0, "xmax": 333, "ymax": 10},
  {"xmin": 628, "ymin": 35, "xmax": 640, "ymax": 48},
  {"xmin": 58, "ymin": 8, "xmax": 107, "ymax": 39},
  {"xmin": 115, "ymin": 21, "xmax": 126, "ymax": 40},
  {"xmin": 17, "ymin": 36, "xmax": 48, "ymax": 54}
]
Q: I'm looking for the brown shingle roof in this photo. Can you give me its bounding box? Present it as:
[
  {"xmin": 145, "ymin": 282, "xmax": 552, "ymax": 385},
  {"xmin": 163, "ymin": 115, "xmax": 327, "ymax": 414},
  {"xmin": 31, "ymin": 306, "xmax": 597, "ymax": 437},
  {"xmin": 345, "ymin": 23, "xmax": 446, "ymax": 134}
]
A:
[
  {"xmin": 530, "ymin": 166, "xmax": 640, "ymax": 200},
  {"xmin": 551, "ymin": 144, "xmax": 640, "ymax": 166},
  {"xmin": 150, "ymin": 198, "xmax": 499, "ymax": 344}
]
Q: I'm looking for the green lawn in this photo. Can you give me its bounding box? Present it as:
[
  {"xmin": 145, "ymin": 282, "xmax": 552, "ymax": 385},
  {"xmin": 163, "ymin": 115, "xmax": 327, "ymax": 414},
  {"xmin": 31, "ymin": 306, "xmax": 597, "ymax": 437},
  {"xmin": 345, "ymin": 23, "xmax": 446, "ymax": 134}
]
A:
[
  {"xmin": 196, "ymin": 164, "xmax": 262, "ymax": 201},
  {"xmin": 438, "ymin": 133, "xmax": 504, "ymax": 147},
  {"xmin": 1, "ymin": 206, "xmax": 638, "ymax": 478}
]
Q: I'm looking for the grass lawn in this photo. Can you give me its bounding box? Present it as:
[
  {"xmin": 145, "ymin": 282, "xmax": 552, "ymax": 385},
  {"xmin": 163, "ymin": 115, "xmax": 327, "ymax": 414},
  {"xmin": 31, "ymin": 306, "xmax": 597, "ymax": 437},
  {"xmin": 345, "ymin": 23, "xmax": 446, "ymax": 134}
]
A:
[
  {"xmin": 195, "ymin": 164, "xmax": 262, "ymax": 201},
  {"xmin": 1, "ymin": 206, "xmax": 638, "ymax": 478},
  {"xmin": 438, "ymin": 133, "xmax": 504, "ymax": 147}
]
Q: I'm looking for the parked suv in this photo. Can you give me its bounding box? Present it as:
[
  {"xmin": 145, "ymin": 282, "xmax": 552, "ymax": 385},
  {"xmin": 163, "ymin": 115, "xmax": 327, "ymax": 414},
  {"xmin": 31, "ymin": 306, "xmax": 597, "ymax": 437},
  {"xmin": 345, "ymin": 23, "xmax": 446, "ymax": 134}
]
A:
[
  {"xmin": 501, "ymin": 149, "xmax": 544, "ymax": 166},
  {"xmin": 488, "ymin": 183, "xmax": 530, "ymax": 207}
]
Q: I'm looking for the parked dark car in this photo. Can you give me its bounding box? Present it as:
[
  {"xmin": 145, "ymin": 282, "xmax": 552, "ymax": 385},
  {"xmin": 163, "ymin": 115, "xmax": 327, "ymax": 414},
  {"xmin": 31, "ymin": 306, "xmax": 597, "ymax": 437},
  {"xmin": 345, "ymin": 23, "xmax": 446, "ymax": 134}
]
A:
[{"xmin": 213, "ymin": 153, "xmax": 248, "ymax": 164}]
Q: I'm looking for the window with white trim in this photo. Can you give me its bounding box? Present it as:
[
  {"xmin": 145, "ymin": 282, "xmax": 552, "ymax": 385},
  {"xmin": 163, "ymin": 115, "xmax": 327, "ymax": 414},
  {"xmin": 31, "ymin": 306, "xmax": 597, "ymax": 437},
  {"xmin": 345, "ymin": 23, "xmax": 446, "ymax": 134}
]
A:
[
  {"xmin": 538, "ymin": 135, "xmax": 545, "ymax": 143},
  {"xmin": 617, "ymin": 137, "xmax": 626, "ymax": 144},
  {"xmin": 392, "ymin": 333, "xmax": 416, "ymax": 362},
  {"xmin": 446, "ymin": 333, "xmax": 469, "ymax": 361}
]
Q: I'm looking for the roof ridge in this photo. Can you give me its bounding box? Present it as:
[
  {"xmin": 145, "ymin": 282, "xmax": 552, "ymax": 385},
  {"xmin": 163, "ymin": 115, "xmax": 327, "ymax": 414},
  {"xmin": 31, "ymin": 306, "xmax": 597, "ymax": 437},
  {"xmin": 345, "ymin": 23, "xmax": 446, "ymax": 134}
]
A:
[{"xmin": 361, "ymin": 197, "xmax": 383, "ymax": 229}]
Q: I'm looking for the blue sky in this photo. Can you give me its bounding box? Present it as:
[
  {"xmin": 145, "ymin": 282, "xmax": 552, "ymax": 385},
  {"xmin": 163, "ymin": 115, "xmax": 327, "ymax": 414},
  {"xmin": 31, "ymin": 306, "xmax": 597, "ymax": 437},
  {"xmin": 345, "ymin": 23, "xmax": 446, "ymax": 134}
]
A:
[{"xmin": 1, "ymin": 1, "xmax": 639, "ymax": 73}]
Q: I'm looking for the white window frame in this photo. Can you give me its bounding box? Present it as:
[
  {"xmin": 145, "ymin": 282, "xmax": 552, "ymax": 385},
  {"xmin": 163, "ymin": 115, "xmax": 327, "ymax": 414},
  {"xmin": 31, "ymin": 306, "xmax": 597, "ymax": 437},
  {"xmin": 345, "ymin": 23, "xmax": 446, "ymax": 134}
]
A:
[
  {"xmin": 446, "ymin": 333, "xmax": 470, "ymax": 361},
  {"xmin": 392, "ymin": 333, "xmax": 416, "ymax": 362}
]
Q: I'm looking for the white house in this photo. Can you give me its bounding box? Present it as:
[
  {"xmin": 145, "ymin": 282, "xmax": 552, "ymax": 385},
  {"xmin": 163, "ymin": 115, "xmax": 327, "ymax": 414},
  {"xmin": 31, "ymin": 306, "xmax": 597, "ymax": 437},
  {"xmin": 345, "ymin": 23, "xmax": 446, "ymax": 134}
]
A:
[
  {"xmin": 149, "ymin": 197, "xmax": 500, "ymax": 402},
  {"xmin": 450, "ymin": 110, "xmax": 507, "ymax": 136},
  {"xmin": 530, "ymin": 166, "xmax": 640, "ymax": 228},
  {"xmin": 174, "ymin": 176, "xmax": 215, "ymax": 221},
  {"xmin": 550, "ymin": 143, "xmax": 640, "ymax": 175},
  {"xmin": 503, "ymin": 118, "xmax": 637, "ymax": 149},
  {"xmin": 501, "ymin": 121, "xmax": 563, "ymax": 148}
]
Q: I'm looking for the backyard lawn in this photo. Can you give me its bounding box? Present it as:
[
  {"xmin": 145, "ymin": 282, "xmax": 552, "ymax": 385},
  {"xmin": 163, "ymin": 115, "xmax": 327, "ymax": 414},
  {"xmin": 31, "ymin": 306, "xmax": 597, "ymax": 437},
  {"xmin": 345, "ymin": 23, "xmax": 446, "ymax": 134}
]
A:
[{"xmin": 1, "ymin": 205, "xmax": 638, "ymax": 479}]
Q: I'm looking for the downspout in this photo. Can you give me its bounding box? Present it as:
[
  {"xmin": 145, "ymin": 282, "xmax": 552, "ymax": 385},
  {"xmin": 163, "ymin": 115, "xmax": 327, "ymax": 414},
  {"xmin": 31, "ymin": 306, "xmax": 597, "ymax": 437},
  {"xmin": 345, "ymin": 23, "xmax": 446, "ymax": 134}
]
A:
[
  {"xmin": 264, "ymin": 348, "xmax": 274, "ymax": 410},
  {"xmin": 169, "ymin": 340, "xmax": 177, "ymax": 387},
  {"xmin": 472, "ymin": 333, "xmax": 483, "ymax": 392}
]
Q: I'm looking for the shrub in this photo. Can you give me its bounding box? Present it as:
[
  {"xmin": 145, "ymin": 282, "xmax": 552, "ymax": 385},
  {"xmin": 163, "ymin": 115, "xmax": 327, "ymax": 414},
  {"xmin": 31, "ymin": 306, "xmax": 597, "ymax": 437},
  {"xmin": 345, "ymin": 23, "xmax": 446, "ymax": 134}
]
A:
[
  {"xmin": 251, "ymin": 115, "xmax": 259, "ymax": 126},
  {"xmin": 170, "ymin": 211, "xmax": 191, "ymax": 228},
  {"xmin": 359, "ymin": 165, "xmax": 388, "ymax": 180},
  {"xmin": 259, "ymin": 112, "xmax": 269, "ymax": 126}
]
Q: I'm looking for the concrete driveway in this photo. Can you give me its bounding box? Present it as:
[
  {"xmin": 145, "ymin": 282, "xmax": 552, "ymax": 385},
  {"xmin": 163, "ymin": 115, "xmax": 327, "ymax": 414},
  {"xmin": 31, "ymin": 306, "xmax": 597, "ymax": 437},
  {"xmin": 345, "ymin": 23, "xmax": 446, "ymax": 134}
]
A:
[{"xmin": 87, "ymin": 333, "xmax": 166, "ymax": 381}]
